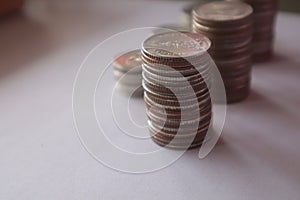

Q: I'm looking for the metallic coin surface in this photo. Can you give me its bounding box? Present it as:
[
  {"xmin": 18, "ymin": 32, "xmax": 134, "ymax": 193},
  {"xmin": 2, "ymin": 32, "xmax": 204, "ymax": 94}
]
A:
[
  {"xmin": 113, "ymin": 49, "xmax": 143, "ymax": 73},
  {"xmin": 227, "ymin": 0, "xmax": 278, "ymax": 62},
  {"xmin": 192, "ymin": 1, "xmax": 253, "ymax": 103},
  {"xmin": 142, "ymin": 32, "xmax": 213, "ymax": 149},
  {"xmin": 193, "ymin": 1, "xmax": 253, "ymax": 24},
  {"xmin": 142, "ymin": 32, "xmax": 211, "ymax": 59}
]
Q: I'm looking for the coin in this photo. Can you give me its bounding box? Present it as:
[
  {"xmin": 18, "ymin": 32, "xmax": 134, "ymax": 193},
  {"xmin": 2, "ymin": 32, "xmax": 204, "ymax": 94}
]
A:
[
  {"xmin": 150, "ymin": 137, "xmax": 206, "ymax": 150},
  {"xmin": 142, "ymin": 62, "xmax": 211, "ymax": 78},
  {"xmin": 142, "ymin": 66, "xmax": 210, "ymax": 86},
  {"xmin": 145, "ymin": 98, "xmax": 212, "ymax": 119},
  {"xmin": 113, "ymin": 49, "xmax": 143, "ymax": 73},
  {"xmin": 142, "ymin": 32, "xmax": 211, "ymax": 60},
  {"xmin": 193, "ymin": 1, "xmax": 253, "ymax": 26},
  {"xmin": 150, "ymin": 136, "xmax": 205, "ymax": 150},
  {"xmin": 141, "ymin": 51, "xmax": 211, "ymax": 68},
  {"xmin": 113, "ymin": 49, "xmax": 144, "ymax": 96},
  {"xmin": 114, "ymin": 70, "xmax": 142, "ymax": 86},
  {"xmin": 147, "ymin": 107, "xmax": 212, "ymax": 128},
  {"xmin": 149, "ymin": 124, "xmax": 208, "ymax": 140}
]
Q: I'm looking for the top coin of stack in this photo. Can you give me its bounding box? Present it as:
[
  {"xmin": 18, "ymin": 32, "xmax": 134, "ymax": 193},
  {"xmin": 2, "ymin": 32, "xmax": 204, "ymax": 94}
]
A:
[
  {"xmin": 227, "ymin": 0, "xmax": 278, "ymax": 62},
  {"xmin": 192, "ymin": 1, "xmax": 253, "ymax": 103},
  {"xmin": 141, "ymin": 31, "xmax": 213, "ymax": 149},
  {"xmin": 113, "ymin": 50, "xmax": 143, "ymax": 96}
]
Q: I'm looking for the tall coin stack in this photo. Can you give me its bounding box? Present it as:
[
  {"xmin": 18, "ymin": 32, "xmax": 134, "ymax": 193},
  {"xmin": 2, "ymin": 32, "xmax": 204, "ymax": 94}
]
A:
[
  {"xmin": 141, "ymin": 32, "xmax": 212, "ymax": 149},
  {"xmin": 192, "ymin": 1, "xmax": 253, "ymax": 103},
  {"xmin": 228, "ymin": 0, "xmax": 278, "ymax": 62},
  {"xmin": 113, "ymin": 50, "xmax": 143, "ymax": 96}
]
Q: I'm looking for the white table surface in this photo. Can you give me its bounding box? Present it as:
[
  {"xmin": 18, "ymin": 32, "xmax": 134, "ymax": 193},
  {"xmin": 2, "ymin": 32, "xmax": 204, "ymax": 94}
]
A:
[{"xmin": 1, "ymin": 0, "xmax": 300, "ymax": 199}]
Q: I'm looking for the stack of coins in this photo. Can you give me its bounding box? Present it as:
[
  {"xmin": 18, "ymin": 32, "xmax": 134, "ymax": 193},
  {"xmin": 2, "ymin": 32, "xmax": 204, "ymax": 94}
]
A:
[
  {"xmin": 113, "ymin": 50, "xmax": 143, "ymax": 95},
  {"xmin": 141, "ymin": 32, "xmax": 212, "ymax": 149},
  {"xmin": 228, "ymin": 0, "xmax": 278, "ymax": 62},
  {"xmin": 192, "ymin": 1, "xmax": 253, "ymax": 103}
]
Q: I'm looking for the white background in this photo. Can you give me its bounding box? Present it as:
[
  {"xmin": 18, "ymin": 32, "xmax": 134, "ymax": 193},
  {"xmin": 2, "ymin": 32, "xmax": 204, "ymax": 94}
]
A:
[{"xmin": 0, "ymin": 0, "xmax": 300, "ymax": 199}]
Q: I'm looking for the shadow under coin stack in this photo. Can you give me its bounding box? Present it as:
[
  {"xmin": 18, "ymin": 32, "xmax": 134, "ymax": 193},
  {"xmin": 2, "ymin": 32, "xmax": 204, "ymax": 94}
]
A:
[
  {"xmin": 141, "ymin": 32, "xmax": 212, "ymax": 149},
  {"xmin": 113, "ymin": 50, "xmax": 143, "ymax": 96},
  {"xmin": 192, "ymin": 1, "xmax": 253, "ymax": 103},
  {"xmin": 228, "ymin": 0, "xmax": 278, "ymax": 62}
]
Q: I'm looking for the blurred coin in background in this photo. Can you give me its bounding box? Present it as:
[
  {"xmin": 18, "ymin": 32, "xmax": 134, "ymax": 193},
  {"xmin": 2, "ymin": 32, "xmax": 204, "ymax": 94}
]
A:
[{"xmin": 113, "ymin": 49, "xmax": 143, "ymax": 96}]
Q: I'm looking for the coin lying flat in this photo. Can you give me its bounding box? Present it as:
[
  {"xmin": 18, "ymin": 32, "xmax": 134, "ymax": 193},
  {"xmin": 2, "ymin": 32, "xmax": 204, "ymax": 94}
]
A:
[
  {"xmin": 114, "ymin": 70, "xmax": 142, "ymax": 86},
  {"xmin": 113, "ymin": 49, "xmax": 143, "ymax": 96},
  {"xmin": 114, "ymin": 49, "xmax": 143, "ymax": 73}
]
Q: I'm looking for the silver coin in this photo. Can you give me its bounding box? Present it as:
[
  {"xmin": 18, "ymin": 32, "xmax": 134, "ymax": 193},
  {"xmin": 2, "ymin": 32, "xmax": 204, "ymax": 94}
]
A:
[
  {"xmin": 142, "ymin": 32, "xmax": 211, "ymax": 59},
  {"xmin": 142, "ymin": 65, "xmax": 210, "ymax": 84},
  {"xmin": 193, "ymin": 1, "xmax": 253, "ymax": 24},
  {"xmin": 144, "ymin": 91, "xmax": 210, "ymax": 111},
  {"xmin": 113, "ymin": 49, "xmax": 143, "ymax": 73}
]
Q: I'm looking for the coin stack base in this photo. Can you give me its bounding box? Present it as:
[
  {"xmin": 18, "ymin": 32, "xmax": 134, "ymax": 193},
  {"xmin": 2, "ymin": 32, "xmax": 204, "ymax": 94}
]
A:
[
  {"xmin": 142, "ymin": 32, "xmax": 213, "ymax": 149},
  {"xmin": 192, "ymin": 1, "xmax": 253, "ymax": 104}
]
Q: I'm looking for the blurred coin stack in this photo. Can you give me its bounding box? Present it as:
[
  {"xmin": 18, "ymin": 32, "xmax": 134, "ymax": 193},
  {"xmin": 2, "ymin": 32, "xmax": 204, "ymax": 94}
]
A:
[
  {"xmin": 113, "ymin": 50, "xmax": 143, "ymax": 96},
  {"xmin": 142, "ymin": 32, "xmax": 212, "ymax": 149},
  {"xmin": 192, "ymin": 1, "xmax": 253, "ymax": 103},
  {"xmin": 228, "ymin": 0, "xmax": 278, "ymax": 62}
]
